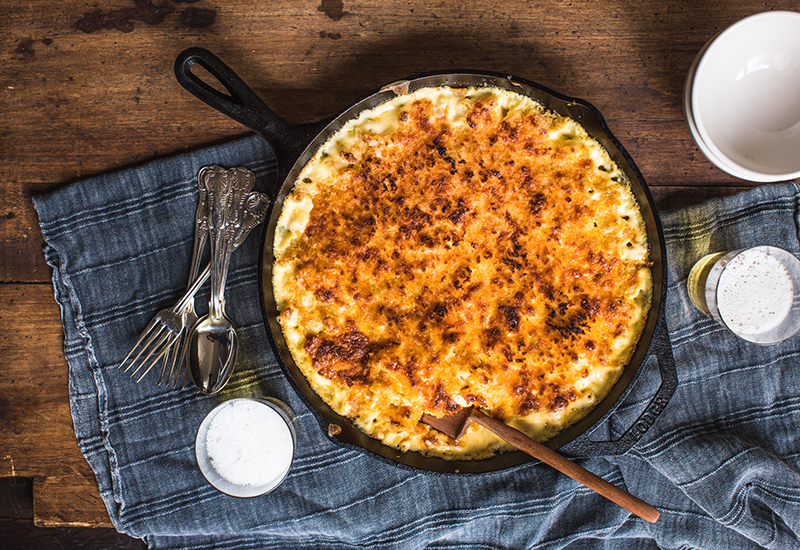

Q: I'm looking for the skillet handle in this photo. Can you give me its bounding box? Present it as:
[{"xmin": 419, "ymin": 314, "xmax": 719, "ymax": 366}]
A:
[
  {"xmin": 560, "ymin": 307, "xmax": 678, "ymax": 457},
  {"xmin": 174, "ymin": 47, "xmax": 325, "ymax": 180}
]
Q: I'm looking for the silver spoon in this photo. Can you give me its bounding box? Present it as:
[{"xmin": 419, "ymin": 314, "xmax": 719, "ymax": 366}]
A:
[{"xmin": 188, "ymin": 167, "xmax": 262, "ymax": 395}]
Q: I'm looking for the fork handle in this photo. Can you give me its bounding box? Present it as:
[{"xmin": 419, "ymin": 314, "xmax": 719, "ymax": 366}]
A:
[
  {"xmin": 171, "ymin": 194, "xmax": 268, "ymax": 318},
  {"xmin": 470, "ymin": 409, "xmax": 660, "ymax": 523},
  {"xmin": 188, "ymin": 168, "xmax": 211, "ymax": 286},
  {"xmin": 174, "ymin": 264, "xmax": 211, "ymax": 313}
]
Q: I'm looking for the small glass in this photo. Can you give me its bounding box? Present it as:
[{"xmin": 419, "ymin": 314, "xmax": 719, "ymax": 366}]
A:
[
  {"xmin": 687, "ymin": 245, "xmax": 800, "ymax": 344},
  {"xmin": 195, "ymin": 397, "xmax": 296, "ymax": 498}
]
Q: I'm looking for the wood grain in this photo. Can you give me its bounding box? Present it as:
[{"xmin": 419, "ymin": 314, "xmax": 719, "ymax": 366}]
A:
[
  {"xmin": 0, "ymin": 284, "xmax": 109, "ymax": 526},
  {"xmin": 33, "ymin": 476, "xmax": 112, "ymax": 528},
  {"xmin": 0, "ymin": 518, "xmax": 145, "ymax": 550},
  {"xmin": 0, "ymin": 0, "xmax": 792, "ymax": 532},
  {"xmin": 0, "ymin": 477, "xmax": 34, "ymax": 519},
  {"xmin": 3, "ymin": 0, "xmax": 786, "ymax": 286}
]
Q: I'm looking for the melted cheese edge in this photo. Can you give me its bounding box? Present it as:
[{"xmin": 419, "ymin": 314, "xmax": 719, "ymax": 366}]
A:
[{"xmin": 273, "ymin": 86, "xmax": 651, "ymax": 460}]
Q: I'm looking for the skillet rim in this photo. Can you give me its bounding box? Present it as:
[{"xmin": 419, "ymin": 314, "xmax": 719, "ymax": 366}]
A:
[{"xmin": 256, "ymin": 70, "xmax": 669, "ymax": 474}]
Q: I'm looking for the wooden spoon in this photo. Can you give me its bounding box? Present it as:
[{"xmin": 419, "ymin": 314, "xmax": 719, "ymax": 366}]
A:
[{"xmin": 421, "ymin": 406, "xmax": 660, "ymax": 523}]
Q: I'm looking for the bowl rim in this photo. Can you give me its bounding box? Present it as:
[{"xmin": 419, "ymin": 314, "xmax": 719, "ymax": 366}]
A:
[
  {"xmin": 684, "ymin": 37, "xmax": 757, "ymax": 180},
  {"xmin": 684, "ymin": 47, "xmax": 762, "ymax": 181},
  {"xmin": 194, "ymin": 397, "xmax": 297, "ymax": 498},
  {"xmin": 689, "ymin": 10, "xmax": 800, "ymax": 181}
]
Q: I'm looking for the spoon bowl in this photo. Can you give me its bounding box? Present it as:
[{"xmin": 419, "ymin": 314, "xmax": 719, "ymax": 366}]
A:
[{"xmin": 189, "ymin": 314, "xmax": 238, "ymax": 394}]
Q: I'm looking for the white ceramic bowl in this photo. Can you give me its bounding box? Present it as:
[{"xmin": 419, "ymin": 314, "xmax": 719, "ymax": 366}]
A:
[
  {"xmin": 689, "ymin": 11, "xmax": 800, "ymax": 182},
  {"xmin": 684, "ymin": 40, "xmax": 755, "ymax": 180}
]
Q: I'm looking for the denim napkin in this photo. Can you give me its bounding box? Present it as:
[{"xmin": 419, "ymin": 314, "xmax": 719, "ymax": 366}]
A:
[{"xmin": 33, "ymin": 134, "xmax": 800, "ymax": 549}]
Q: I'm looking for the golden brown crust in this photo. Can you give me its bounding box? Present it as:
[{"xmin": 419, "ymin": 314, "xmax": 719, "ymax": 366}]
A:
[{"xmin": 273, "ymin": 87, "xmax": 651, "ymax": 459}]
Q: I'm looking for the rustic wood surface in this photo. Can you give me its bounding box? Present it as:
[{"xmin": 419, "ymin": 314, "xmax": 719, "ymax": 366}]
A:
[{"xmin": 0, "ymin": 0, "xmax": 794, "ymax": 542}]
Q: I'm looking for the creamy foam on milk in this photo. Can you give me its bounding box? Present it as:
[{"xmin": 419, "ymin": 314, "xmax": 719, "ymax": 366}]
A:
[{"xmin": 716, "ymin": 248, "xmax": 794, "ymax": 335}]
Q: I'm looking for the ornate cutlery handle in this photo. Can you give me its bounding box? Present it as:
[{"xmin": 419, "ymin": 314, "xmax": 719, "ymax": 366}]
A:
[
  {"xmin": 202, "ymin": 167, "xmax": 235, "ymax": 321},
  {"xmin": 188, "ymin": 167, "xmax": 212, "ymax": 286},
  {"xmin": 188, "ymin": 167, "xmax": 267, "ymax": 320},
  {"xmin": 233, "ymin": 192, "xmax": 270, "ymax": 248}
]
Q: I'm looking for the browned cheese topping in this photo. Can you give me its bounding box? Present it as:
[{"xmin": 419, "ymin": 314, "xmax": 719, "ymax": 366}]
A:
[{"xmin": 273, "ymin": 87, "xmax": 651, "ymax": 459}]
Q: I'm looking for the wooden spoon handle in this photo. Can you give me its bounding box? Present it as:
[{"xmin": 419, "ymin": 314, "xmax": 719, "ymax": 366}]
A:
[{"xmin": 471, "ymin": 409, "xmax": 660, "ymax": 523}]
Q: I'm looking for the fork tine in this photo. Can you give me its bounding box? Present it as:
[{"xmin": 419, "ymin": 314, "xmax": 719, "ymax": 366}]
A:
[
  {"xmin": 118, "ymin": 317, "xmax": 161, "ymax": 371},
  {"xmin": 176, "ymin": 365, "xmax": 189, "ymax": 389},
  {"xmin": 129, "ymin": 329, "xmax": 171, "ymax": 378},
  {"xmin": 175, "ymin": 345, "xmax": 192, "ymax": 389},
  {"xmin": 173, "ymin": 326, "xmax": 192, "ymax": 388},
  {"xmin": 121, "ymin": 323, "xmax": 167, "ymax": 373},
  {"xmin": 157, "ymin": 333, "xmax": 182, "ymax": 383},
  {"xmin": 134, "ymin": 331, "xmax": 179, "ymax": 383},
  {"xmin": 172, "ymin": 328, "xmax": 193, "ymax": 388},
  {"xmin": 157, "ymin": 344, "xmax": 173, "ymax": 385},
  {"xmin": 158, "ymin": 335, "xmax": 178, "ymax": 384},
  {"xmin": 174, "ymin": 357, "xmax": 188, "ymax": 389},
  {"xmin": 160, "ymin": 329, "xmax": 184, "ymax": 386}
]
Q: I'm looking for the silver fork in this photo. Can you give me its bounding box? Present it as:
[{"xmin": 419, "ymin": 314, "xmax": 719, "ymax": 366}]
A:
[
  {"xmin": 158, "ymin": 167, "xmax": 212, "ymax": 387},
  {"xmin": 118, "ymin": 264, "xmax": 211, "ymax": 382},
  {"xmin": 170, "ymin": 189, "xmax": 270, "ymax": 387}
]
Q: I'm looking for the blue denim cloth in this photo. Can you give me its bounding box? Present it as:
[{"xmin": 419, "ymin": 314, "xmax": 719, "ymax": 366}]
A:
[{"xmin": 33, "ymin": 135, "xmax": 800, "ymax": 549}]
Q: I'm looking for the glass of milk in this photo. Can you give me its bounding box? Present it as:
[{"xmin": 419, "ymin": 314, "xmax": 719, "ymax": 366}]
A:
[
  {"xmin": 687, "ymin": 245, "xmax": 800, "ymax": 344},
  {"xmin": 195, "ymin": 397, "xmax": 296, "ymax": 497}
]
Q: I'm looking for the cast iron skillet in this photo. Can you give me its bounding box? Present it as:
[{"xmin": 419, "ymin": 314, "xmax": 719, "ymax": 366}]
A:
[{"xmin": 175, "ymin": 47, "xmax": 678, "ymax": 474}]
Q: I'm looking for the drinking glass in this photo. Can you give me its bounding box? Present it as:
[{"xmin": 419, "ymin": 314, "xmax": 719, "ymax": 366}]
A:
[
  {"xmin": 687, "ymin": 245, "xmax": 800, "ymax": 344},
  {"xmin": 195, "ymin": 397, "xmax": 296, "ymax": 497}
]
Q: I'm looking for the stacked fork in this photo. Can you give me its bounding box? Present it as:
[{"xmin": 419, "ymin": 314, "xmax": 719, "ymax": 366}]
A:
[{"xmin": 117, "ymin": 165, "xmax": 269, "ymax": 388}]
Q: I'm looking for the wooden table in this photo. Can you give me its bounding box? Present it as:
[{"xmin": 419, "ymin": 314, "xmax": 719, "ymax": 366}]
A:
[{"xmin": 1, "ymin": 0, "xmax": 792, "ymax": 532}]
